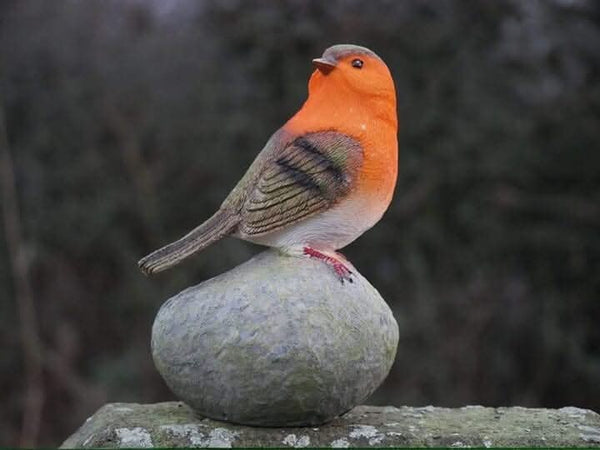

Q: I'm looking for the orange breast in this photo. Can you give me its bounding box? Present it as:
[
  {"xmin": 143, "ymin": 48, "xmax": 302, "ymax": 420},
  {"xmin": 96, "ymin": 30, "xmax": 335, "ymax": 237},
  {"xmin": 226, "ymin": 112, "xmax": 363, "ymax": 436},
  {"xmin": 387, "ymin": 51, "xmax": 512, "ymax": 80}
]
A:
[{"xmin": 285, "ymin": 80, "xmax": 398, "ymax": 209}]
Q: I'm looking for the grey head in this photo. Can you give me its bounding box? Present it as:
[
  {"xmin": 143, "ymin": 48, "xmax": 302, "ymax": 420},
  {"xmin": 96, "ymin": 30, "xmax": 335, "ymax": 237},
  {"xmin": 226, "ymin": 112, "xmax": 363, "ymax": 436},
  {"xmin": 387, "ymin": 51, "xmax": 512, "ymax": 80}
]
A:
[{"xmin": 313, "ymin": 44, "xmax": 382, "ymax": 68}]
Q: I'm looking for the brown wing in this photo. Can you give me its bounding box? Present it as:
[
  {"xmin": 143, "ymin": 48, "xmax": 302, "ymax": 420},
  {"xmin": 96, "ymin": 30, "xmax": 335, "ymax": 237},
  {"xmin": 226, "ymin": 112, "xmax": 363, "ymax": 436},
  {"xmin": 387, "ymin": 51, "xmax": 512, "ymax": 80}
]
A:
[{"xmin": 238, "ymin": 131, "xmax": 363, "ymax": 236}]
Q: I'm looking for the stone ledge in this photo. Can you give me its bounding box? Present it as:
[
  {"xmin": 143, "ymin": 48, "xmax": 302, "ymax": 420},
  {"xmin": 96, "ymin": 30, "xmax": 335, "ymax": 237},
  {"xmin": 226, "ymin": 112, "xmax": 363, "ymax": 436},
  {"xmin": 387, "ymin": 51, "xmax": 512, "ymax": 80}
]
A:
[{"xmin": 61, "ymin": 402, "xmax": 600, "ymax": 448}]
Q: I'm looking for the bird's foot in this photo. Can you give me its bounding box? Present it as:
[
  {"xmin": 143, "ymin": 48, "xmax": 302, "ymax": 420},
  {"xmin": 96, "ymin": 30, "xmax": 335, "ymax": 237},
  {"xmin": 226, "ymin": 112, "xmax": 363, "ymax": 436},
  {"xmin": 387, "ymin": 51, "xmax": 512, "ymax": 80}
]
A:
[{"xmin": 302, "ymin": 247, "xmax": 354, "ymax": 284}]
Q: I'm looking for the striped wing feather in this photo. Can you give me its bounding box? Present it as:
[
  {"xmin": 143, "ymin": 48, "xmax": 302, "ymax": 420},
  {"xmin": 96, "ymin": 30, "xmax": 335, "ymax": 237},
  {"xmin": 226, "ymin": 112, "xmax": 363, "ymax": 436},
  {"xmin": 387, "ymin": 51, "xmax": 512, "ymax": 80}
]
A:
[{"xmin": 239, "ymin": 131, "xmax": 362, "ymax": 236}]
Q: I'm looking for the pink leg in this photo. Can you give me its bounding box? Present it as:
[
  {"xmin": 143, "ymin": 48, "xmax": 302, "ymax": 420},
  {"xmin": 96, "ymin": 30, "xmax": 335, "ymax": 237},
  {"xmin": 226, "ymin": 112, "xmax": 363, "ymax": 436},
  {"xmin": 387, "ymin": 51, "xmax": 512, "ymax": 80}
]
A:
[{"xmin": 303, "ymin": 247, "xmax": 354, "ymax": 284}]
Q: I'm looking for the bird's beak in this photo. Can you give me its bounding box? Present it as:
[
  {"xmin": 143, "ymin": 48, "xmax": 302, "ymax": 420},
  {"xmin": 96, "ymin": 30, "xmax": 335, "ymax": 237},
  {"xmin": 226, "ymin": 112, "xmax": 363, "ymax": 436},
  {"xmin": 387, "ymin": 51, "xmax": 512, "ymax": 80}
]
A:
[{"xmin": 312, "ymin": 57, "xmax": 336, "ymax": 73}]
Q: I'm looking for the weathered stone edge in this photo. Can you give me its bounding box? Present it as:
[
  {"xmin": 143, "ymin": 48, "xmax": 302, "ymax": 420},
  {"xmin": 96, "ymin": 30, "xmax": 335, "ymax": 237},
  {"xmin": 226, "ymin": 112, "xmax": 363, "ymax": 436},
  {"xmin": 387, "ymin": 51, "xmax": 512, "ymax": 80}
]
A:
[{"xmin": 61, "ymin": 402, "xmax": 600, "ymax": 448}]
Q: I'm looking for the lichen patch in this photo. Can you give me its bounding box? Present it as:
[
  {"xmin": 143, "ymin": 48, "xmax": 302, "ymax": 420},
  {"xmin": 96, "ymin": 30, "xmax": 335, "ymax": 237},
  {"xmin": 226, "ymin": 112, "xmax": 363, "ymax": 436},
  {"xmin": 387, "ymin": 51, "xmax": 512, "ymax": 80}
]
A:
[
  {"xmin": 115, "ymin": 427, "xmax": 153, "ymax": 447},
  {"xmin": 331, "ymin": 437, "xmax": 350, "ymax": 447},
  {"xmin": 199, "ymin": 428, "xmax": 239, "ymax": 447},
  {"xmin": 578, "ymin": 424, "xmax": 600, "ymax": 443},
  {"xmin": 160, "ymin": 424, "xmax": 205, "ymax": 443},
  {"xmin": 282, "ymin": 433, "xmax": 310, "ymax": 447},
  {"xmin": 349, "ymin": 424, "xmax": 385, "ymax": 445},
  {"xmin": 560, "ymin": 406, "xmax": 590, "ymax": 418}
]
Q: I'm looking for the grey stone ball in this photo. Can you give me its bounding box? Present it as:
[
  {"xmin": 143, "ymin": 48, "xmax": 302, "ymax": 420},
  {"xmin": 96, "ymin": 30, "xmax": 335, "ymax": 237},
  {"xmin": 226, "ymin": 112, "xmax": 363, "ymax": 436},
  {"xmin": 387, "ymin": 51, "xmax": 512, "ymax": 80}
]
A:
[{"xmin": 151, "ymin": 249, "xmax": 399, "ymax": 426}]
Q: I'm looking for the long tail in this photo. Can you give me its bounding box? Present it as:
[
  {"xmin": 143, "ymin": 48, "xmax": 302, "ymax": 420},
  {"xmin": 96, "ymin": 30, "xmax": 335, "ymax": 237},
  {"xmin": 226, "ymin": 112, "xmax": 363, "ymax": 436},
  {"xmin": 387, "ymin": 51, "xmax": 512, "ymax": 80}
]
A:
[{"xmin": 138, "ymin": 209, "xmax": 239, "ymax": 275}]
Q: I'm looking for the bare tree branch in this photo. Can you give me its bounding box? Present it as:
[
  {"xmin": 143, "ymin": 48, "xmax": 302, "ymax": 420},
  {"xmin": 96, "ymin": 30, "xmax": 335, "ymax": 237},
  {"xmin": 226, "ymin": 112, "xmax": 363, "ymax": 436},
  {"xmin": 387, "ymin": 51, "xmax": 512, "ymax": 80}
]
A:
[{"xmin": 0, "ymin": 105, "xmax": 44, "ymax": 447}]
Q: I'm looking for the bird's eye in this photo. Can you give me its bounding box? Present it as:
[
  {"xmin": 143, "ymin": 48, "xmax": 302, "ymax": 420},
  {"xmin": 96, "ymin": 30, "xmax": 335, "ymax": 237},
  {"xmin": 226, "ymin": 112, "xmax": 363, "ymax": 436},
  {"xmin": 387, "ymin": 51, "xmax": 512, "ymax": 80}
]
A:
[{"xmin": 351, "ymin": 58, "xmax": 364, "ymax": 69}]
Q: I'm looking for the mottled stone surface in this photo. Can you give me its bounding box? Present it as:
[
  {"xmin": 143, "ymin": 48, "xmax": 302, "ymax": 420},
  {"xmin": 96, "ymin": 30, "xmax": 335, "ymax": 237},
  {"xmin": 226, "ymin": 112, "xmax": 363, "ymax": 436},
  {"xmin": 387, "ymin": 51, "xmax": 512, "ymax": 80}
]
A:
[
  {"xmin": 151, "ymin": 249, "xmax": 398, "ymax": 426},
  {"xmin": 61, "ymin": 402, "xmax": 600, "ymax": 448}
]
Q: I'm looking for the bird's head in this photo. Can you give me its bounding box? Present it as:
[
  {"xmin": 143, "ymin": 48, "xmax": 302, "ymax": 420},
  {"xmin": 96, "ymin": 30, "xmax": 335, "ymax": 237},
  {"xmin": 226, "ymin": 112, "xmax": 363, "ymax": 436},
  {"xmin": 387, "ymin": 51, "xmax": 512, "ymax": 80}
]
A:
[{"xmin": 308, "ymin": 44, "xmax": 395, "ymax": 102}]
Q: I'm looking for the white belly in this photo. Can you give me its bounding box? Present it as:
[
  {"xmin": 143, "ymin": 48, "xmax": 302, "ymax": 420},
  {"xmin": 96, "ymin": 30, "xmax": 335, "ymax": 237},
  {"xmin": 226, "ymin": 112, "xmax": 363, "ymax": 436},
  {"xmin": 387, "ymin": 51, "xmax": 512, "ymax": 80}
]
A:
[{"xmin": 240, "ymin": 194, "xmax": 386, "ymax": 252}]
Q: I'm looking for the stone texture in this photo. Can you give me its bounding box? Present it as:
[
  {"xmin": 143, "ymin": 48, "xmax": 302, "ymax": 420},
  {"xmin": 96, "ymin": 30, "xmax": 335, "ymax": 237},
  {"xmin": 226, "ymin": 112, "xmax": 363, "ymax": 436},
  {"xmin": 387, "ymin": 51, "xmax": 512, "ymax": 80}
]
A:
[
  {"xmin": 61, "ymin": 402, "xmax": 600, "ymax": 448},
  {"xmin": 151, "ymin": 249, "xmax": 398, "ymax": 426}
]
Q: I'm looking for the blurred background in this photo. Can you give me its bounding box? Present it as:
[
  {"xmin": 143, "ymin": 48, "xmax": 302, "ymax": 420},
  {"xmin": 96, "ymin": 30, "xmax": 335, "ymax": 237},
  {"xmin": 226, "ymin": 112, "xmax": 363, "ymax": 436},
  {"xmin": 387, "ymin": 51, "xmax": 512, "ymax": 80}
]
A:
[{"xmin": 1, "ymin": 0, "xmax": 599, "ymax": 446}]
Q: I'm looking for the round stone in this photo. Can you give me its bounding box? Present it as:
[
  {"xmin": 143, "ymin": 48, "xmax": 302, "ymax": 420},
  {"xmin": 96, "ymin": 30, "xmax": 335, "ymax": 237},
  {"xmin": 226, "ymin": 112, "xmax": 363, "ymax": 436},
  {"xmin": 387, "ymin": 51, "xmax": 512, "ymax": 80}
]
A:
[{"xmin": 151, "ymin": 249, "xmax": 398, "ymax": 426}]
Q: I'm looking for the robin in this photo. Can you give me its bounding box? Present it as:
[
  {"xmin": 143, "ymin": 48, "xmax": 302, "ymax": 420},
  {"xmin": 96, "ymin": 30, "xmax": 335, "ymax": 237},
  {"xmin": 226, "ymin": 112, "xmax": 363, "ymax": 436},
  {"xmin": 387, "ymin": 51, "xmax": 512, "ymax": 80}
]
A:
[{"xmin": 139, "ymin": 44, "xmax": 398, "ymax": 283}]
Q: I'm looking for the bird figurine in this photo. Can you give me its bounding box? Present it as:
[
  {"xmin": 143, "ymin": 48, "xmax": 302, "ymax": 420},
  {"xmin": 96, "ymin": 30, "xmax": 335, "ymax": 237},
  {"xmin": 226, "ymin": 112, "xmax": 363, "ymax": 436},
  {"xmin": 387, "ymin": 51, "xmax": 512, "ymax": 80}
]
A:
[{"xmin": 139, "ymin": 44, "xmax": 398, "ymax": 283}]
